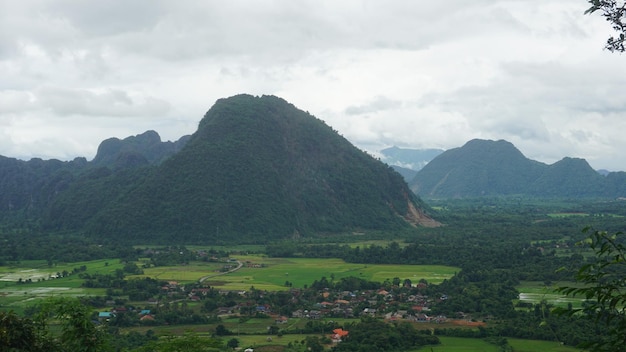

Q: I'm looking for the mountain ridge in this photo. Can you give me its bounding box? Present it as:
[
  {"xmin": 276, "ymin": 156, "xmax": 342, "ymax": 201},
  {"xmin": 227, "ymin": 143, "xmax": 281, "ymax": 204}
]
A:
[
  {"xmin": 410, "ymin": 139, "xmax": 626, "ymax": 198},
  {"xmin": 22, "ymin": 94, "xmax": 438, "ymax": 243}
]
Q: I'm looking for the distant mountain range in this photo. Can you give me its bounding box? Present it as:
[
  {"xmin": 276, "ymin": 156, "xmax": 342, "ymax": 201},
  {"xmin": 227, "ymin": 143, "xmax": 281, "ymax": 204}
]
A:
[
  {"xmin": 380, "ymin": 146, "xmax": 444, "ymax": 181},
  {"xmin": 0, "ymin": 95, "xmax": 437, "ymax": 244},
  {"xmin": 409, "ymin": 139, "xmax": 626, "ymax": 198}
]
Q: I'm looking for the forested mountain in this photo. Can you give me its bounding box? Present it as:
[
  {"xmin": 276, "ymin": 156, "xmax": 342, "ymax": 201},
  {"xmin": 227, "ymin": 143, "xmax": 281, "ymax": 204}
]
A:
[
  {"xmin": 0, "ymin": 156, "xmax": 87, "ymax": 221},
  {"xmin": 410, "ymin": 139, "xmax": 626, "ymax": 198},
  {"xmin": 0, "ymin": 131, "xmax": 189, "ymax": 224},
  {"xmin": 91, "ymin": 130, "xmax": 190, "ymax": 169},
  {"xmin": 37, "ymin": 94, "xmax": 437, "ymax": 243}
]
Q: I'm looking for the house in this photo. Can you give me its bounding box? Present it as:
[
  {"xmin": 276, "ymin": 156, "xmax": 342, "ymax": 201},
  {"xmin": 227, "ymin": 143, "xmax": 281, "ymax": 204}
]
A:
[
  {"xmin": 433, "ymin": 315, "xmax": 448, "ymax": 323},
  {"xmin": 140, "ymin": 314, "xmax": 155, "ymax": 322},
  {"xmin": 275, "ymin": 316, "xmax": 288, "ymax": 324},
  {"xmin": 98, "ymin": 312, "xmax": 113, "ymax": 320},
  {"xmin": 335, "ymin": 299, "xmax": 350, "ymax": 306},
  {"xmin": 331, "ymin": 328, "xmax": 349, "ymax": 343},
  {"xmin": 415, "ymin": 313, "xmax": 431, "ymax": 322},
  {"xmin": 112, "ymin": 307, "xmax": 127, "ymax": 314},
  {"xmin": 306, "ymin": 310, "xmax": 321, "ymax": 319},
  {"xmin": 363, "ymin": 308, "xmax": 377, "ymax": 316}
]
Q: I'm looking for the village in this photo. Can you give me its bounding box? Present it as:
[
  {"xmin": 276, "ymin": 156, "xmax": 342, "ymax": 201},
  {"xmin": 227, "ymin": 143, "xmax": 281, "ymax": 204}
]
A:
[{"xmin": 95, "ymin": 271, "xmax": 457, "ymax": 335}]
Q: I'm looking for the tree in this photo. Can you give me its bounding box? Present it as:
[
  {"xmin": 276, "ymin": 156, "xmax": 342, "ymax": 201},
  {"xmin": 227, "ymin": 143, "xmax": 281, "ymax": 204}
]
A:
[
  {"xmin": 0, "ymin": 298, "xmax": 111, "ymax": 352},
  {"xmin": 556, "ymin": 228, "xmax": 626, "ymax": 351},
  {"xmin": 226, "ymin": 338, "xmax": 240, "ymax": 350},
  {"xmin": 215, "ymin": 324, "xmax": 232, "ymax": 336},
  {"xmin": 37, "ymin": 297, "xmax": 111, "ymax": 352},
  {"xmin": 586, "ymin": 0, "xmax": 626, "ymax": 52},
  {"xmin": 135, "ymin": 333, "xmax": 223, "ymax": 352},
  {"xmin": 0, "ymin": 311, "xmax": 42, "ymax": 351}
]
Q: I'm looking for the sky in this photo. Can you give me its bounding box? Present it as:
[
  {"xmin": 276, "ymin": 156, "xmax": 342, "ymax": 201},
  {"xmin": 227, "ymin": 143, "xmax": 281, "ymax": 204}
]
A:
[{"xmin": 2, "ymin": 1, "xmax": 626, "ymax": 171}]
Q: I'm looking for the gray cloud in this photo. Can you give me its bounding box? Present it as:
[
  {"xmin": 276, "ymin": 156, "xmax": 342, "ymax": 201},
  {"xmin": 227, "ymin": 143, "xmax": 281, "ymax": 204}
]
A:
[
  {"xmin": 345, "ymin": 96, "xmax": 402, "ymax": 115},
  {"xmin": 36, "ymin": 86, "xmax": 170, "ymax": 117},
  {"xmin": 1, "ymin": 0, "xmax": 625, "ymax": 170}
]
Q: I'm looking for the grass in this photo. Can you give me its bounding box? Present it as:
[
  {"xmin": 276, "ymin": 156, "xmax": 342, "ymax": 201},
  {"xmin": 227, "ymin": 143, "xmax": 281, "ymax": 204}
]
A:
[
  {"xmin": 547, "ymin": 212, "xmax": 589, "ymax": 218},
  {"xmin": 424, "ymin": 337, "xmax": 499, "ymax": 351},
  {"xmin": 419, "ymin": 336, "xmax": 581, "ymax": 351},
  {"xmin": 201, "ymin": 255, "xmax": 458, "ymax": 291},
  {"xmin": 516, "ymin": 281, "xmax": 584, "ymax": 308},
  {"xmin": 1, "ymin": 256, "xmax": 459, "ymax": 312},
  {"xmin": 0, "ymin": 259, "xmax": 122, "ymax": 313},
  {"xmin": 508, "ymin": 338, "xmax": 581, "ymax": 351},
  {"xmin": 130, "ymin": 262, "xmax": 225, "ymax": 283}
]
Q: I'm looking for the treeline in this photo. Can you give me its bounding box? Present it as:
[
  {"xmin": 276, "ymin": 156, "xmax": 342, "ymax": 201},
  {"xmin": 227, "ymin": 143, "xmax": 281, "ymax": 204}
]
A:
[
  {"xmin": 267, "ymin": 238, "xmax": 580, "ymax": 282},
  {"xmin": 0, "ymin": 232, "xmax": 137, "ymax": 264}
]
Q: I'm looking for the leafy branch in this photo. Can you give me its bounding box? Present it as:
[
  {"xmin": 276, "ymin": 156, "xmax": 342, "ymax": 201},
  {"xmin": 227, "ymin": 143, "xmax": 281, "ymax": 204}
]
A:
[
  {"xmin": 586, "ymin": 0, "xmax": 626, "ymax": 52},
  {"xmin": 555, "ymin": 227, "xmax": 626, "ymax": 351}
]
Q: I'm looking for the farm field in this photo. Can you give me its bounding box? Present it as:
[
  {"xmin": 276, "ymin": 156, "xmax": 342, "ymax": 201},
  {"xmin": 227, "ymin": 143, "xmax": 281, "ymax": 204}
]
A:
[
  {"xmin": 516, "ymin": 281, "xmax": 583, "ymax": 308},
  {"xmin": 1, "ymin": 256, "xmax": 459, "ymax": 312},
  {"xmin": 198, "ymin": 255, "xmax": 459, "ymax": 291},
  {"xmin": 0, "ymin": 259, "xmax": 121, "ymax": 313},
  {"xmin": 507, "ymin": 338, "xmax": 581, "ymax": 351},
  {"xmin": 131, "ymin": 261, "xmax": 226, "ymax": 282},
  {"xmin": 425, "ymin": 337, "xmax": 499, "ymax": 351},
  {"xmin": 424, "ymin": 337, "xmax": 581, "ymax": 351}
]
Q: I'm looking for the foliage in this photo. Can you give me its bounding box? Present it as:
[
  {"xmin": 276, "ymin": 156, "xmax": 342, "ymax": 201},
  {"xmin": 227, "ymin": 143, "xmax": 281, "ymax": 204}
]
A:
[
  {"xmin": 0, "ymin": 310, "xmax": 41, "ymax": 351},
  {"xmin": 411, "ymin": 139, "xmax": 615, "ymax": 198},
  {"xmin": 1, "ymin": 298, "xmax": 111, "ymax": 352},
  {"xmin": 38, "ymin": 94, "xmax": 425, "ymax": 244},
  {"xmin": 332, "ymin": 317, "xmax": 439, "ymax": 351},
  {"xmin": 586, "ymin": 0, "xmax": 626, "ymax": 52},
  {"xmin": 556, "ymin": 228, "xmax": 626, "ymax": 351},
  {"xmin": 36, "ymin": 297, "xmax": 111, "ymax": 352},
  {"xmin": 133, "ymin": 332, "xmax": 223, "ymax": 352}
]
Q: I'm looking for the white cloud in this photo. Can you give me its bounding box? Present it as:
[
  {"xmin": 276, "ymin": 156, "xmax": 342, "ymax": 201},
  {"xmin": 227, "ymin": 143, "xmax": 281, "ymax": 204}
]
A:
[
  {"xmin": 0, "ymin": 0, "xmax": 625, "ymax": 171},
  {"xmin": 35, "ymin": 86, "xmax": 170, "ymax": 117}
]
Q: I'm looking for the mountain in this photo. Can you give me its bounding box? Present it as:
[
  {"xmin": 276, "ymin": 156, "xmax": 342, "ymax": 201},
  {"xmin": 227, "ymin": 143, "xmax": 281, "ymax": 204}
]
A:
[
  {"xmin": 390, "ymin": 165, "xmax": 418, "ymax": 182},
  {"xmin": 380, "ymin": 146, "xmax": 444, "ymax": 172},
  {"xmin": 0, "ymin": 156, "xmax": 87, "ymax": 221},
  {"xmin": 42, "ymin": 94, "xmax": 437, "ymax": 243},
  {"xmin": 91, "ymin": 130, "xmax": 190, "ymax": 169},
  {"xmin": 410, "ymin": 139, "xmax": 625, "ymax": 198},
  {"xmin": 0, "ymin": 131, "xmax": 189, "ymax": 223}
]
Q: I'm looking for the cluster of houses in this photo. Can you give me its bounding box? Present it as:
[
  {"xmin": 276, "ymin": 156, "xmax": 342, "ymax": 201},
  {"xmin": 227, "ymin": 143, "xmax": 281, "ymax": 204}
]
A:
[
  {"xmin": 97, "ymin": 307, "xmax": 154, "ymax": 322},
  {"xmin": 96, "ymin": 283, "xmax": 450, "ymax": 328},
  {"xmin": 216, "ymin": 286, "xmax": 450, "ymax": 325}
]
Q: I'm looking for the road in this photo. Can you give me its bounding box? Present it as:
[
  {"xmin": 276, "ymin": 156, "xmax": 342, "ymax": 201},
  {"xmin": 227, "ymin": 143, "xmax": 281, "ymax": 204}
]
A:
[{"xmin": 198, "ymin": 259, "xmax": 243, "ymax": 283}]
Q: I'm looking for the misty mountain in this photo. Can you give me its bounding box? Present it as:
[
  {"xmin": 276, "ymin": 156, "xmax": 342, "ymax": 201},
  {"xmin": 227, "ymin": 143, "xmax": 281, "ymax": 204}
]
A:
[
  {"xmin": 380, "ymin": 146, "xmax": 444, "ymax": 171},
  {"xmin": 410, "ymin": 139, "xmax": 625, "ymax": 198},
  {"xmin": 390, "ymin": 165, "xmax": 418, "ymax": 182},
  {"xmin": 38, "ymin": 95, "xmax": 437, "ymax": 243}
]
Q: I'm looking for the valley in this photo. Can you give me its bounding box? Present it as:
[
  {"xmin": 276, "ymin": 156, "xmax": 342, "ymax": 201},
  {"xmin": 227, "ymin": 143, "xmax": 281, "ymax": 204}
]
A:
[
  {"xmin": 1, "ymin": 96, "xmax": 624, "ymax": 351},
  {"xmin": 2, "ymin": 197, "xmax": 622, "ymax": 351}
]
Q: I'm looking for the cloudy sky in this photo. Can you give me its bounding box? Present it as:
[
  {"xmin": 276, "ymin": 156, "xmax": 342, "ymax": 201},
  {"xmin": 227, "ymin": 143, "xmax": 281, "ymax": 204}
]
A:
[{"xmin": 2, "ymin": 1, "xmax": 626, "ymax": 171}]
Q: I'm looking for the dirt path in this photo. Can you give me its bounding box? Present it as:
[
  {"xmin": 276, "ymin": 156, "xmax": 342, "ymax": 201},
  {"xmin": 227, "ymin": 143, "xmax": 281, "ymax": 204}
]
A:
[{"xmin": 198, "ymin": 259, "xmax": 243, "ymax": 283}]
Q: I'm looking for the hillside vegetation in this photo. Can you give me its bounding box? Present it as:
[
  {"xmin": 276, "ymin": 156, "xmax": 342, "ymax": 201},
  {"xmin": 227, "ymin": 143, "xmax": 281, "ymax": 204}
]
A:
[
  {"xmin": 39, "ymin": 95, "xmax": 433, "ymax": 243},
  {"xmin": 411, "ymin": 139, "xmax": 626, "ymax": 198}
]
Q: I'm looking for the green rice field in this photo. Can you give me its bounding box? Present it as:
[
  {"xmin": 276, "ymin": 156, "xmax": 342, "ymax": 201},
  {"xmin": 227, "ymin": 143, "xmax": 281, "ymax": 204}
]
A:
[
  {"xmin": 516, "ymin": 281, "xmax": 584, "ymax": 308},
  {"xmin": 0, "ymin": 259, "xmax": 122, "ymax": 312},
  {"xmin": 196, "ymin": 255, "xmax": 458, "ymax": 291},
  {"xmin": 425, "ymin": 337, "xmax": 581, "ymax": 351}
]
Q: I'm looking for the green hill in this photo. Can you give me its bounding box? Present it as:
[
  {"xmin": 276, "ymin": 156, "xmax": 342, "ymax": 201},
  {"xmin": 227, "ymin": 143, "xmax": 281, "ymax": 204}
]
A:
[
  {"xmin": 43, "ymin": 94, "xmax": 436, "ymax": 243},
  {"xmin": 410, "ymin": 139, "xmax": 624, "ymax": 198}
]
